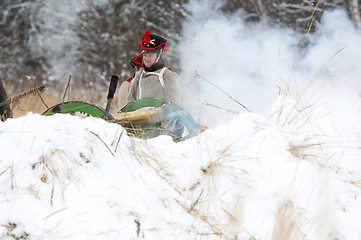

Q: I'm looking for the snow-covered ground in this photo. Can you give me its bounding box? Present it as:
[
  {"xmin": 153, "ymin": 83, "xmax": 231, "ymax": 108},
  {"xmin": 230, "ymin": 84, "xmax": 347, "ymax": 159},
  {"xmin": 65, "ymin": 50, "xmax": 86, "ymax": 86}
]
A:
[{"xmin": 1, "ymin": 92, "xmax": 361, "ymax": 239}]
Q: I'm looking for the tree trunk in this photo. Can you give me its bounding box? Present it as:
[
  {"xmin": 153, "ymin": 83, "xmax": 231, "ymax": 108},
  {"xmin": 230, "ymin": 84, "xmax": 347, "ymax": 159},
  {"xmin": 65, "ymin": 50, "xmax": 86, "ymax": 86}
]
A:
[
  {"xmin": 348, "ymin": 0, "xmax": 361, "ymax": 27},
  {"xmin": 0, "ymin": 78, "xmax": 12, "ymax": 121}
]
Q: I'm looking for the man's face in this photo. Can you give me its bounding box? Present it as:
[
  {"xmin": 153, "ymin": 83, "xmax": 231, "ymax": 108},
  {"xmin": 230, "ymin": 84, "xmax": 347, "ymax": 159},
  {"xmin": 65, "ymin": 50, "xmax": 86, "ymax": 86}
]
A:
[{"xmin": 143, "ymin": 52, "xmax": 157, "ymax": 68}]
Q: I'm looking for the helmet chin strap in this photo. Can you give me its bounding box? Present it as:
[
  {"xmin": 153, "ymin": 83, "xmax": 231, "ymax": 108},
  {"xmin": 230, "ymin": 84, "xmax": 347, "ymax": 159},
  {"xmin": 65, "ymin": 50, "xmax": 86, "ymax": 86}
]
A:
[{"xmin": 154, "ymin": 48, "xmax": 163, "ymax": 65}]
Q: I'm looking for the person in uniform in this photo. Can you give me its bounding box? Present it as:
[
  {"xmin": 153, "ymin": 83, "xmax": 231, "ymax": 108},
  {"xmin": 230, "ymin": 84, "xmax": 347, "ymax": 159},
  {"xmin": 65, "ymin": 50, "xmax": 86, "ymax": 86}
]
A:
[{"xmin": 126, "ymin": 30, "xmax": 181, "ymax": 105}]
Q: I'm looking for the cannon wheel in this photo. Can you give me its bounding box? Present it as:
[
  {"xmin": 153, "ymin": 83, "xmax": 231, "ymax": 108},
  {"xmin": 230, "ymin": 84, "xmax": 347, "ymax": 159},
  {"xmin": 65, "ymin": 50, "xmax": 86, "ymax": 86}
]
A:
[{"xmin": 42, "ymin": 101, "xmax": 114, "ymax": 120}]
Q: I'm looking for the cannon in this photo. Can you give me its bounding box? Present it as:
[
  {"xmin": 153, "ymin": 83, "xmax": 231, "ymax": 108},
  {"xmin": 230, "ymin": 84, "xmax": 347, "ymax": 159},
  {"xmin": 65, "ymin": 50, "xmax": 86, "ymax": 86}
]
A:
[{"xmin": 42, "ymin": 75, "xmax": 200, "ymax": 142}]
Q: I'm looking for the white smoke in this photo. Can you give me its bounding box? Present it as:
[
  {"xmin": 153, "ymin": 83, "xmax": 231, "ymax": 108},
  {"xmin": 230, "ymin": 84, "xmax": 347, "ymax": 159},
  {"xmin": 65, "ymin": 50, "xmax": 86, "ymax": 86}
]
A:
[{"xmin": 178, "ymin": 0, "xmax": 361, "ymax": 129}]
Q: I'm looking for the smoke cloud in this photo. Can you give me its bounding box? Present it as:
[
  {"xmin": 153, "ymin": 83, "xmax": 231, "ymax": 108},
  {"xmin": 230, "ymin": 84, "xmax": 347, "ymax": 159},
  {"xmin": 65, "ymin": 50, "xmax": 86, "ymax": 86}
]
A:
[{"xmin": 178, "ymin": 0, "xmax": 361, "ymax": 129}]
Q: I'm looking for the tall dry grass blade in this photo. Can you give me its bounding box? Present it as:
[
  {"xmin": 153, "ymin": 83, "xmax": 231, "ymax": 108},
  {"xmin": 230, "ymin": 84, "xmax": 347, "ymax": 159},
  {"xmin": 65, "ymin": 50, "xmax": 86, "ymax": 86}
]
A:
[
  {"xmin": 272, "ymin": 201, "xmax": 299, "ymax": 240},
  {"xmin": 0, "ymin": 168, "xmax": 8, "ymax": 176},
  {"xmin": 203, "ymin": 101, "xmax": 239, "ymax": 114},
  {"xmin": 62, "ymin": 74, "xmax": 72, "ymax": 113},
  {"xmin": 1, "ymin": 85, "xmax": 46, "ymax": 107},
  {"xmin": 42, "ymin": 208, "xmax": 67, "ymax": 221},
  {"xmin": 286, "ymin": 0, "xmax": 321, "ymax": 85},
  {"xmin": 194, "ymin": 71, "xmax": 252, "ymax": 112},
  {"xmin": 26, "ymin": 75, "xmax": 49, "ymax": 109},
  {"xmin": 114, "ymin": 129, "xmax": 124, "ymax": 153},
  {"xmin": 90, "ymin": 131, "xmax": 115, "ymax": 157},
  {"xmin": 62, "ymin": 74, "xmax": 72, "ymax": 102},
  {"xmin": 299, "ymin": 0, "xmax": 321, "ymax": 53}
]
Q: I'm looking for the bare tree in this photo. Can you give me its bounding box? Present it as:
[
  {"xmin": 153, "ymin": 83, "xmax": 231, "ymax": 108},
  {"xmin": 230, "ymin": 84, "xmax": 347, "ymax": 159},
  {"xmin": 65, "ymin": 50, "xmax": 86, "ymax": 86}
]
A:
[
  {"xmin": 347, "ymin": 0, "xmax": 361, "ymax": 27},
  {"xmin": 221, "ymin": 0, "xmax": 356, "ymax": 32},
  {"xmin": 0, "ymin": 1, "xmax": 49, "ymax": 90},
  {"xmin": 1, "ymin": 0, "xmax": 360, "ymax": 91},
  {"xmin": 0, "ymin": 77, "xmax": 12, "ymax": 121}
]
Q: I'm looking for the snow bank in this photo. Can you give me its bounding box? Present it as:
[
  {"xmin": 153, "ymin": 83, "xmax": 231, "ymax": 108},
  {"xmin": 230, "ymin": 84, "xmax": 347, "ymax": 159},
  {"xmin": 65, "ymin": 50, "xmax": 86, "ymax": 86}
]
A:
[{"xmin": 1, "ymin": 106, "xmax": 361, "ymax": 239}]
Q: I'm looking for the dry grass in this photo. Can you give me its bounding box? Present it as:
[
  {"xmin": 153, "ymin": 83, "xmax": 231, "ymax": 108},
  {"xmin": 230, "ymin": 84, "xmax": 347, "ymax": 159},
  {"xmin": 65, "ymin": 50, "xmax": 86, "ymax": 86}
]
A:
[
  {"xmin": 272, "ymin": 201, "xmax": 302, "ymax": 240},
  {"xmin": 3, "ymin": 222, "xmax": 29, "ymax": 240},
  {"xmin": 6, "ymin": 83, "xmax": 123, "ymax": 118},
  {"xmin": 129, "ymin": 137, "xmax": 257, "ymax": 239}
]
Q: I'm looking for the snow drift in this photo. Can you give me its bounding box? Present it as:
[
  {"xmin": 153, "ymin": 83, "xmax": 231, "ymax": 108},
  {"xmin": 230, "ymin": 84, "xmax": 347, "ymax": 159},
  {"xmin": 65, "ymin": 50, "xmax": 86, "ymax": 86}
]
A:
[{"xmin": 1, "ymin": 92, "xmax": 361, "ymax": 239}]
